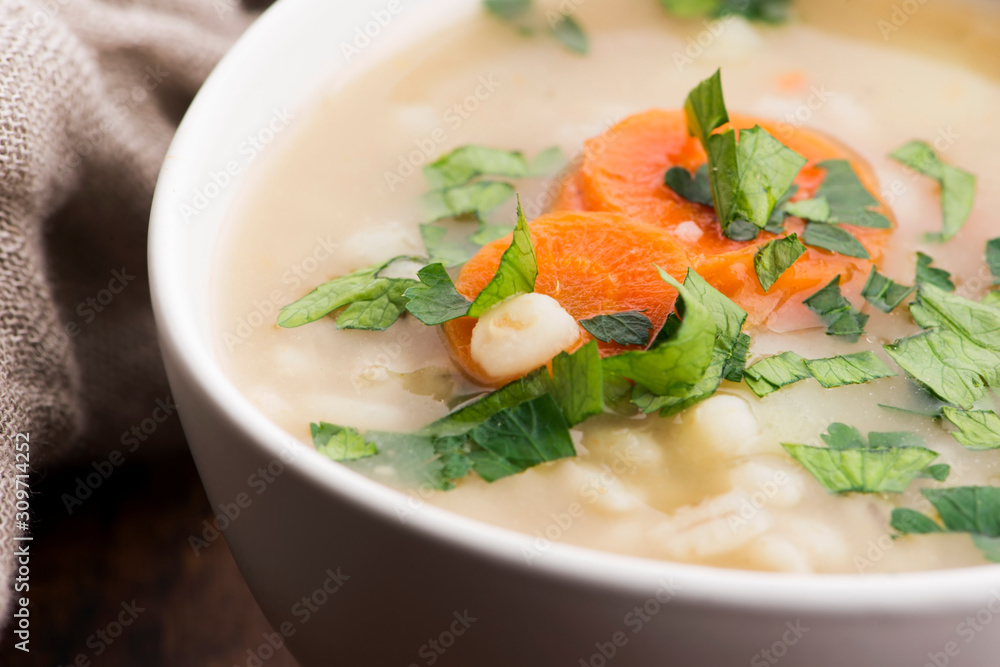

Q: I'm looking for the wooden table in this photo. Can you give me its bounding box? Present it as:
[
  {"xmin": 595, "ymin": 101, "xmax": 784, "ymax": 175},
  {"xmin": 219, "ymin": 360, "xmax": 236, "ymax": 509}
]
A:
[{"xmin": 0, "ymin": 451, "xmax": 300, "ymax": 666}]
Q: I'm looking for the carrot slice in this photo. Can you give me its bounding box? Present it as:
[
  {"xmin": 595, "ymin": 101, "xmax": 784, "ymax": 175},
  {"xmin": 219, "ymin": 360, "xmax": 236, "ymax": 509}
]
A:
[
  {"xmin": 443, "ymin": 212, "xmax": 691, "ymax": 386},
  {"xmin": 552, "ymin": 110, "xmax": 894, "ymax": 324}
]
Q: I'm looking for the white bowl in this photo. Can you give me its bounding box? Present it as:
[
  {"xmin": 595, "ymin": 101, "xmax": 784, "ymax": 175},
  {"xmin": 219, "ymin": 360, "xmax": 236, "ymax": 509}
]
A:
[{"xmin": 149, "ymin": 1, "xmax": 1000, "ymax": 664}]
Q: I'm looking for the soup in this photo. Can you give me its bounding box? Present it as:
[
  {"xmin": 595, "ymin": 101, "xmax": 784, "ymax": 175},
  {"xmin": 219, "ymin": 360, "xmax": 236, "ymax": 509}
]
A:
[{"xmin": 215, "ymin": 0, "xmax": 1000, "ymax": 574}]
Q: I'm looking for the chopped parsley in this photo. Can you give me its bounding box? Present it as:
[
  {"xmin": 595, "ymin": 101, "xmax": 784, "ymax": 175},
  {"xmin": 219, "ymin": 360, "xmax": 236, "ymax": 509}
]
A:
[
  {"xmin": 743, "ymin": 351, "xmax": 811, "ymax": 397},
  {"xmin": 801, "ymin": 221, "xmax": 869, "ymax": 259},
  {"xmin": 861, "ymin": 267, "xmax": 914, "ymax": 313},
  {"xmin": 663, "ymin": 164, "xmax": 713, "ymax": 206},
  {"xmin": 803, "ymin": 275, "xmax": 868, "ymax": 341},
  {"xmin": 987, "ymin": 238, "xmax": 1000, "ymax": 285},
  {"xmin": 812, "ymin": 160, "xmax": 892, "ymax": 229},
  {"xmin": 783, "ymin": 423, "xmax": 939, "ymax": 494},
  {"xmin": 579, "ymin": 311, "xmax": 654, "ymax": 346},
  {"xmin": 753, "ymin": 234, "xmax": 806, "ymax": 292},
  {"xmin": 404, "ymin": 264, "xmax": 471, "ymax": 325},
  {"xmin": 421, "ymin": 181, "xmax": 516, "ymax": 222},
  {"xmin": 659, "ymin": 0, "xmax": 791, "ymax": 23},
  {"xmin": 311, "ymin": 423, "xmax": 379, "ymax": 461},
  {"xmin": 803, "ymin": 351, "xmax": 895, "ymax": 388},
  {"xmin": 551, "ymin": 341, "xmax": 604, "ymax": 426},
  {"xmin": 603, "ymin": 268, "xmax": 717, "ymax": 397},
  {"xmin": 915, "ymin": 252, "xmax": 955, "ymax": 292},
  {"xmin": 890, "ymin": 140, "xmax": 977, "ymax": 242},
  {"xmin": 550, "ymin": 14, "xmax": 589, "ymax": 54},
  {"xmin": 467, "ymin": 198, "xmax": 538, "ymax": 317},
  {"xmin": 482, "ymin": 0, "xmax": 590, "ymax": 54},
  {"xmin": 892, "ymin": 487, "xmax": 1000, "ymax": 563},
  {"xmin": 631, "ymin": 268, "xmax": 749, "ymax": 415},
  {"xmin": 424, "ymin": 145, "xmax": 529, "ymax": 190},
  {"xmin": 885, "ymin": 282, "xmax": 1000, "ymax": 408},
  {"xmin": 941, "ymin": 407, "xmax": 1000, "ymax": 451},
  {"xmin": 683, "ymin": 70, "xmax": 806, "ymax": 233},
  {"xmin": 277, "ymin": 256, "xmax": 419, "ymax": 330}
]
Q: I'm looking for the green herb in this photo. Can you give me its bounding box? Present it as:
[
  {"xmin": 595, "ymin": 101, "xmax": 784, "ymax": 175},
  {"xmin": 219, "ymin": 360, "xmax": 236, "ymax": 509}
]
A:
[
  {"xmin": 908, "ymin": 281, "xmax": 1000, "ymax": 350},
  {"xmin": 987, "ymin": 238, "xmax": 1000, "ymax": 284},
  {"xmin": 277, "ymin": 257, "xmax": 419, "ymax": 329},
  {"xmin": 683, "ymin": 69, "xmax": 729, "ymax": 147},
  {"xmin": 470, "ymin": 221, "xmax": 514, "ymax": 246},
  {"xmin": 802, "ymin": 275, "xmax": 868, "ymax": 341},
  {"xmin": 915, "ymin": 252, "xmax": 955, "ymax": 292},
  {"xmin": 941, "ymin": 407, "xmax": 1000, "ymax": 450},
  {"xmin": 892, "ymin": 487, "xmax": 1000, "ymax": 563},
  {"xmin": 890, "ymin": 140, "xmax": 977, "ymax": 242},
  {"xmin": 484, "ymin": 0, "xmax": 531, "ymax": 21},
  {"xmin": 664, "ymin": 165, "xmax": 714, "ymax": 207},
  {"xmin": 420, "ymin": 181, "xmax": 516, "ymax": 222},
  {"xmin": 550, "ymin": 14, "xmax": 589, "ymax": 54},
  {"xmin": 753, "ymin": 234, "xmax": 806, "ymax": 292},
  {"xmin": 335, "ymin": 278, "xmax": 416, "ymax": 331},
  {"xmin": 984, "ymin": 291, "xmax": 1000, "ymax": 309},
  {"xmin": 424, "ymin": 146, "xmax": 528, "ymax": 190},
  {"xmin": 922, "ymin": 464, "xmax": 952, "ymax": 482},
  {"xmin": 862, "ymin": 267, "xmax": 914, "ymax": 313},
  {"xmin": 683, "ymin": 70, "xmax": 806, "ymax": 232},
  {"xmin": 429, "ymin": 368, "xmax": 552, "ymax": 437},
  {"xmin": 763, "ymin": 184, "xmax": 799, "ymax": 234},
  {"xmin": 311, "ymin": 422, "xmax": 379, "ymax": 461},
  {"xmin": 603, "ymin": 268, "xmax": 716, "ymax": 397},
  {"xmin": 813, "ymin": 160, "xmax": 892, "ymax": 229},
  {"xmin": 783, "ymin": 443, "xmax": 938, "ymax": 495},
  {"xmin": 579, "ymin": 311, "xmax": 653, "ymax": 346},
  {"xmin": 467, "ymin": 394, "xmax": 577, "ymax": 482},
  {"xmin": 404, "ymin": 264, "xmax": 471, "ymax": 325},
  {"xmin": 878, "ymin": 402, "xmax": 945, "ymax": 419},
  {"xmin": 659, "ymin": 0, "xmax": 791, "ymax": 23},
  {"xmin": 783, "ymin": 196, "xmax": 831, "ymax": 222},
  {"xmin": 709, "ymin": 127, "xmax": 807, "ymax": 232},
  {"xmin": 801, "ymin": 222, "xmax": 870, "ymax": 259},
  {"xmin": 868, "ymin": 431, "xmax": 925, "ymax": 449},
  {"xmin": 743, "ymin": 351, "xmax": 811, "ymax": 397},
  {"xmin": 722, "ymin": 333, "xmax": 752, "ymax": 382},
  {"xmin": 468, "ymin": 198, "xmax": 538, "ymax": 317},
  {"xmin": 803, "ymin": 351, "xmax": 895, "ymax": 388},
  {"xmin": 632, "ymin": 268, "xmax": 748, "ymax": 415},
  {"xmin": 551, "ymin": 341, "xmax": 604, "ymax": 426},
  {"xmin": 420, "ymin": 224, "xmax": 480, "ymax": 267}
]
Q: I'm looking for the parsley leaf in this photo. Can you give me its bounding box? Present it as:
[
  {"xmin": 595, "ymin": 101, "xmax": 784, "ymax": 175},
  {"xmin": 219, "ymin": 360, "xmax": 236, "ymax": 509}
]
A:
[
  {"xmin": 484, "ymin": 0, "xmax": 531, "ymax": 21},
  {"xmin": 783, "ymin": 196, "xmax": 832, "ymax": 222},
  {"xmin": 803, "ymin": 351, "xmax": 896, "ymax": 388},
  {"xmin": 915, "ymin": 252, "xmax": 955, "ymax": 292},
  {"xmin": 603, "ymin": 268, "xmax": 717, "ymax": 397},
  {"xmin": 754, "ymin": 233, "xmax": 806, "ymax": 292},
  {"xmin": 421, "ymin": 181, "xmax": 515, "ymax": 222},
  {"xmin": 428, "ymin": 368, "xmax": 552, "ymax": 437},
  {"xmin": 528, "ymin": 146, "xmax": 568, "ymax": 177},
  {"xmin": 660, "ymin": 0, "xmax": 791, "ymax": 23},
  {"xmin": 404, "ymin": 264, "xmax": 471, "ymax": 325},
  {"xmin": 579, "ymin": 311, "xmax": 653, "ymax": 346},
  {"xmin": 335, "ymin": 278, "xmax": 416, "ymax": 331},
  {"xmin": 862, "ymin": 267, "xmax": 914, "ymax": 313},
  {"xmin": 550, "ymin": 14, "xmax": 589, "ymax": 54},
  {"xmin": 814, "ymin": 160, "xmax": 892, "ymax": 229},
  {"xmin": 987, "ymin": 238, "xmax": 1000, "ymax": 285},
  {"xmin": 743, "ymin": 351, "xmax": 811, "ymax": 397},
  {"xmin": 278, "ymin": 257, "xmax": 418, "ymax": 329},
  {"xmin": 803, "ymin": 275, "xmax": 868, "ymax": 341},
  {"xmin": 683, "ymin": 70, "xmax": 806, "ymax": 232},
  {"xmin": 783, "ymin": 443, "xmax": 938, "ymax": 494},
  {"xmin": 684, "ymin": 69, "xmax": 729, "ymax": 148},
  {"xmin": 424, "ymin": 146, "xmax": 528, "ymax": 190},
  {"xmin": 892, "ymin": 487, "xmax": 1000, "ymax": 563},
  {"xmin": 709, "ymin": 127, "xmax": 806, "ymax": 231},
  {"xmin": 664, "ymin": 165, "xmax": 714, "ymax": 206},
  {"xmin": 802, "ymin": 221, "xmax": 870, "ymax": 259},
  {"xmin": 468, "ymin": 394, "xmax": 577, "ymax": 482},
  {"xmin": 311, "ymin": 422, "xmax": 379, "ymax": 461},
  {"xmin": 941, "ymin": 407, "xmax": 1000, "ymax": 450},
  {"xmin": 631, "ymin": 268, "xmax": 748, "ymax": 415},
  {"xmin": 468, "ymin": 198, "xmax": 538, "ymax": 317},
  {"xmin": 890, "ymin": 140, "xmax": 977, "ymax": 242},
  {"xmin": 551, "ymin": 341, "xmax": 604, "ymax": 426}
]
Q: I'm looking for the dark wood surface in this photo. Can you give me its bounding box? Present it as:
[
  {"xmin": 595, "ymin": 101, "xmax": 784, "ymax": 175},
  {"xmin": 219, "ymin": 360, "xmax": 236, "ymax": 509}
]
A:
[{"xmin": 0, "ymin": 451, "xmax": 300, "ymax": 667}]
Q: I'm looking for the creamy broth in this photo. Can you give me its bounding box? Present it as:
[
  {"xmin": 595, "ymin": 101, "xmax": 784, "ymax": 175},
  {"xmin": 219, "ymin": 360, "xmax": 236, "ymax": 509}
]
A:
[{"xmin": 215, "ymin": 0, "xmax": 1000, "ymax": 573}]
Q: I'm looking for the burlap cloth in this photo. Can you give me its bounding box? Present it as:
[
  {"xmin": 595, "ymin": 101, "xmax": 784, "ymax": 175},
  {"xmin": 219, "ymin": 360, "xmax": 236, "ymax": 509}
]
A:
[{"xmin": 0, "ymin": 0, "xmax": 268, "ymax": 628}]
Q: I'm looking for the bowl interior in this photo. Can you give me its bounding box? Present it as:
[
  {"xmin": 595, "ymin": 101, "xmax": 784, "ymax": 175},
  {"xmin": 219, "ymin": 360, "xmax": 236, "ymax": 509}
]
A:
[{"xmin": 149, "ymin": 0, "xmax": 1000, "ymax": 614}]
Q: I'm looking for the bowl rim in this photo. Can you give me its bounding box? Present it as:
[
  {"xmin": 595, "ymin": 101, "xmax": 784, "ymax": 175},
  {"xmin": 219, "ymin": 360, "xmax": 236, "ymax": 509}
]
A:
[{"xmin": 148, "ymin": 0, "xmax": 1000, "ymax": 615}]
